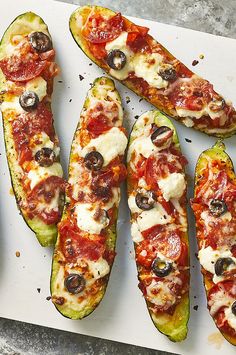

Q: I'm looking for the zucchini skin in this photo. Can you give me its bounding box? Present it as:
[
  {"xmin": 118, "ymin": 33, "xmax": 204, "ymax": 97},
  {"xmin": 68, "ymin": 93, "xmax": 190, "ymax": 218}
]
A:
[
  {"xmin": 51, "ymin": 77, "xmax": 125, "ymax": 319},
  {"xmin": 193, "ymin": 141, "xmax": 236, "ymax": 346},
  {"xmin": 127, "ymin": 110, "xmax": 190, "ymax": 342},
  {"xmin": 0, "ymin": 13, "xmax": 63, "ymax": 247},
  {"xmin": 69, "ymin": 5, "xmax": 236, "ymax": 138}
]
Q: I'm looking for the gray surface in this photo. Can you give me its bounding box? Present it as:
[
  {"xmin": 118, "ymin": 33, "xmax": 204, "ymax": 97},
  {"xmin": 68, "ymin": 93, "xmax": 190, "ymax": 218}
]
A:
[{"xmin": 0, "ymin": 1, "xmax": 235, "ymax": 355}]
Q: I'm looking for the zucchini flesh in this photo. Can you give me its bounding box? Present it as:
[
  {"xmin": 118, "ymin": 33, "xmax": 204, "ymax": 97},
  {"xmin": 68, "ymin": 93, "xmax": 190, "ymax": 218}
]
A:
[
  {"xmin": 0, "ymin": 13, "xmax": 64, "ymax": 246},
  {"xmin": 127, "ymin": 110, "xmax": 189, "ymax": 341},
  {"xmin": 192, "ymin": 141, "xmax": 236, "ymax": 346},
  {"xmin": 69, "ymin": 5, "xmax": 236, "ymax": 138},
  {"xmin": 51, "ymin": 77, "xmax": 127, "ymax": 319}
]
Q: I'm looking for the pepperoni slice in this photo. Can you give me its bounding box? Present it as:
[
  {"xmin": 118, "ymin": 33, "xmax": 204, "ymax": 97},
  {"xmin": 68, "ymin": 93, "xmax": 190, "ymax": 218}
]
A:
[
  {"xmin": 0, "ymin": 53, "xmax": 47, "ymax": 82},
  {"xmin": 144, "ymin": 152, "xmax": 183, "ymax": 188},
  {"xmin": 126, "ymin": 24, "xmax": 150, "ymax": 53},
  {"xmin": 82, "ymin": 12, "xmax": 124, "ymax": 44},
  {"xmin": 136, "ymin": 229, "xmax": 183, "ymax": 268},
  {"xmin": 27, "ymin": 176, "xmax": 65, "ymax": 224},
  {"xmin": 59, "ymin": 219, "xmax": 106, "ymax": 262}
]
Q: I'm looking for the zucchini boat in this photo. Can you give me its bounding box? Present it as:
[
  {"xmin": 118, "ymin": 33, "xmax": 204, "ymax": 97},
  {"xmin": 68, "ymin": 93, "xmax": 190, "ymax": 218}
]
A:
[
  {"xmin": 127, "ymin": 110, "xmax": 190, "ymax": 341},
  {"xmin": 0, "ymin": 13, "xmax": 64, "ymax": 246},
  {"xmin": 191, "ymin": 141, "xmax": 236, "ymax": 345},
  {"xmin": 69, "ymin": 5, "xmax": 236, "ymax": 138},
  {"xmin": 51, "ymin": 77, "xmax": 128, "ymax": 319}
]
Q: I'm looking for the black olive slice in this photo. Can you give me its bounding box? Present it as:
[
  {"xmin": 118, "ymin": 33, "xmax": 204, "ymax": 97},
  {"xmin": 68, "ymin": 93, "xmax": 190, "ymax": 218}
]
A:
[
  {"xmin": 29, "ymin": 32, "xmax": 52, "ymax": 53},
  {"xmin": 209, "ymin": 199, "xmax": 227, "ymax": 217},
  {"xmin": 135, "ymin": 190, "xmax": 156, "ymax": 210},
  {"xmin": 214, "ymin": 257, "xmax": 235, "ymax": 276},
  {"xmin": 159, "ymin": 66, "xmax": 177, "ymax": 81},
  {"xmin": 107, "ymin": 50, "xmax": 127, "ymax": 70},
  {"xmin": 209, "ymin": 98, "xmax": 225, "ymax": 112},
  {"xmin": 35, "ymin": 147, "xmax": 56, "ymax": 167},
  {"xmin": 231, "ymin": 301, "xmax": 236, "ymax": 316},
  {"xmin": 84, "ymin": 151, "xmax": 104, "ymax": 171},
  {"xmin": 19, "ymin": 91, "xmax": 39, "ymax": 112},
  {"xmin": 151, "ymin": 126, "xmax": 173, "ymax": 147},
  {"xmin": 64, "ymin": 274, "xmax": 86, "ymax": 294},
  {"xmin": 152, "ymin": 257, "xmax": 173, "ymax": 277}
]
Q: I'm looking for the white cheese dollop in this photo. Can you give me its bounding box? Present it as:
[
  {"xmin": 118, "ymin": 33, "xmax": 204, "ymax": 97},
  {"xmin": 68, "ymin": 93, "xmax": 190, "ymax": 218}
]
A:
[
  {"xmin": 75, "ymin": 203, "xmax": 109, "ymax": 234},
  {"xmin": 28, "ymin": 162, "xmax": 63, "ymax": 189},
  {"xmin": 137, "ymin": 203, "xmax": 171, "ymax": 232},
  {"xmin": 26, "ymin": 76, "xmax": 47, "ymax": 101},
  {"xmin": 80, "ymin": 127, "xmax": 127, "ymax": 166},
  {"xmin": 158, "ymin": 173, "xmax": 186, "ymax": 201},
  {"xmin": 87, "ymin": 258, "xmax": 110, "ymax": 279}
]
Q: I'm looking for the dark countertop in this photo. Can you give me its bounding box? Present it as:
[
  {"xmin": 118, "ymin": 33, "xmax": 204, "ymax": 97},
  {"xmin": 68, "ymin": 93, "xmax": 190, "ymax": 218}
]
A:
[{"xmin": 1, "ymin": 0, "xmax": 235, "ymax": 354}]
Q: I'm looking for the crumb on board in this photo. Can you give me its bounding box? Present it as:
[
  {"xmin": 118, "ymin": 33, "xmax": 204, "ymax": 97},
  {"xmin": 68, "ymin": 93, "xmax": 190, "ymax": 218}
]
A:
[
  {"xmin": 15, "ymin": 251, "xmax": 20, "ymax": 257},
  {"xmin": 185, "ymin": 138, "xmax": 192, "ymax": 143},
  {"xmin": 192, "ymin": 59, "xmax": 199, "ymax": 66},
  {"xmin": 126, "ymin": 96, "xmax": 131, "ymax": 104},
  {"xmin": 37, "ymin": 288, "xmax": 41, "ymax": 294},
  {"xmin": 79, "ymin": 74, "xmax": 84, "ymax": 81},
  {"xmin": 9, "ymin": 187, "xmax": 14, "ymax": 196},
  {"xmin": 199, "ymin": 54, "xmax": 204, "ymax": 59},
  {"xmin": 135, "ymin": 115, "xmax": 139, "ymax": 119},
  {"xmin": 193, "ymin": 305, "xmax": 198, "ymax": 311},
  {"xmin": 46, "ymin": 296, "xmax": 51, "ymax": 301}
]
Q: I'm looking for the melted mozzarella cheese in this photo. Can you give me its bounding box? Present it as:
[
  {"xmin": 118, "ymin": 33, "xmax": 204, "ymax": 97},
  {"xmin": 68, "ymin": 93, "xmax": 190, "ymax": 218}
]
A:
[
  {"xmin": 198, "ymin": 246, "xmax": 236, "ymax": 283},
  {"xmin": 132, "ymin": 53, "xmax": 168, "ymax": 89},
  {"xmin": 0, "ymin": 96, "xmax": 24, "ymax": 114},
  {"xmin": 27, "ymin": 162, "xmax": 63, "ymax": 189},
  {"xmin": 30, "ymin": 132, "xmax": 55, "ymax": 155},
  {"xmin": 177, "ymin": 104, "xmax": 224, "ymax": 121},
  {"xmin": 224, "ymin": 305, "xmax": 236, "ymax": 330},
  {"xmin": 130, "ymin": 222, "xmax": 144, "ymax": 243},
  {"xmin": 146, "ymin": 279, "xmax": 176, "ymax": 307},
  {"xmin": 80, "ymin": 127, "xmax": 127, "ymax": 166},
  {"xmin": 105, "ymin": 32, "xmax": 133, "ymax": 80},
  {"xmin": 75, "ymin": 203, "xmax": 109, "ymax": 234},
  {"xmin": 87, "ymin": 258, "xmax": 110, "ymax": 279},
  {"xmin": 137, "ymin": 203, "xmax": 172, "ymax": 232},
  {"xmin": 158, "ymin": 173, "xmax": 186, "ymax": 201},
  {"xmin": 26, "ymin": 76, "xmax": 47, "ymax": 101},
  {"xmin": 128, "ymin": 195, "xmax": 143, "ymax": 214}
]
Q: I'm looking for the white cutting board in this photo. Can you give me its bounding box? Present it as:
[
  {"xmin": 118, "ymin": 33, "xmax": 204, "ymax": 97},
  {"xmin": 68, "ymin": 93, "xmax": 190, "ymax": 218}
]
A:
[{"xmin": 0, "ymin": 0, "xmax": 235, "ymax": 354}]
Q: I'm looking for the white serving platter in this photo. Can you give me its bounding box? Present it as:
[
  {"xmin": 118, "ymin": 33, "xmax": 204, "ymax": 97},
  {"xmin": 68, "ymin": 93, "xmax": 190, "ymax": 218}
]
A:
[{"xmin": 0, "ymin": 0, "xmax": 235, "ymax": 354}]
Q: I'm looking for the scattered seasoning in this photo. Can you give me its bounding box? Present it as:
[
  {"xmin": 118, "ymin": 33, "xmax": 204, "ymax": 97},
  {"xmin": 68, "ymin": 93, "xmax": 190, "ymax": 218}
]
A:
[
  {"xmin": 89, "ymin": 63, "xmax": 92, "ymax": 66},
  {"xmin": 193, "ymin": 305, "xmax": 199, "ymax": 311},
  {"xmin": 135, "ymin": 115, "xmax": 139, "ymax": 119},
  {"xmin": 69, "ymin": 99, "xmax": 72, "ymax": 103},
  {"xmin": 194, "ymin": 296, "xmax": 197, "ymax": 299},
  {"xmin": 199, "ymin": 54, "xmax": 204, "ymax": 59},
  {"xmin": 79, "ymin": 74, "xmax": 84, "ymax": 81},
  {"xmin": 126, "ymin": 96, "xmax": 131, "ymax": 104},
  {"xmin": 46, "ymin": 296, "xmax": 51, "ymax": 301},
  {"xmin": 185, "ymin": 138, "xmax": 192, "ymax": 143},
  {"xmin": 192, "ymin": 59, "xmax": 199, "ymax": 66},
  {"xmin": 37, "ymin": 288, "xmax": 41, "ymax": 294},
  {"xmin": 15, "ymin": 251, "xmax": 20, "ymax": 257},
  {"xmin": 58, "ymin": 80, "xmax": 63, "ymax": 83},
  {"xmin": 139, "ymin": 98, "xmax": 143, "ymax": 102},
  {"xmin": 195, "ymin": 252, "xmax": 198, "ymax": 259},
  {"xmin": 9, "ymin": 187, "xmax": 14, "ymax": 196}
]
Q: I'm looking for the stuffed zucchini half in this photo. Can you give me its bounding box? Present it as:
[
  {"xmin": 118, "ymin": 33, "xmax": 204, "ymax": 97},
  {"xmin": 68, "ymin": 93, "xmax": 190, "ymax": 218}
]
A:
[
  {"xmin": 191, "ymin": 141, "xmax": 236, "ymax": 345},
  {"xmin": 69, "ymin": 5, "xmax": 236, "ymax": 138},
  {"xmin": 51, "ymin": 77, "xmax": 128, "ymax": 319},
  {"xmin": 127, "ymin": 110, "xmax": 190, "ymax": 341},
  {"xmin": 0, "ymin": 13, "xmax": 64, "ymax": 246}
]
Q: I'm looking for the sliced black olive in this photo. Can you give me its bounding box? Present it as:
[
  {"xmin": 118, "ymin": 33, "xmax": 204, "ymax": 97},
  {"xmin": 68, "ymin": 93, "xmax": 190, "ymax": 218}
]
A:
[
  {"xmin": 35, "ymin": 147, "xmax": 56, "ymax": 167},
  {"xmin": 84, "ymin": 151, "xmax": 104, "ymax": 171},
  {"xmin": 214, "ymin": 257, "xmax": 235, "ymax": 276},
  {"xmin": 135, "ymin": 190, "xmax": 156, "ymax": 210},
  {"xmin": 29, "ymin": 32, "xmax": 52, "ymax": 53},
  {"xmin": 209, "ymin": 199, "xmax": 227, "ymax": 217},
  {"xmin": 231, "ymin": 301, "xmax": 236, "ymax": 316},
  {"xmin": 209, "ymin": 98, "xmax": 225, "ymax": 112},
  {"xmin": 152, "ymin": 257, "xmax": 173, "ymax": 277},
  {"xmin": 107, "ymin": 50, "xmax": 127, "ymax": 70},
  {"xmin": 64, "ymin": 274, "xmax": 86, "ymax": 294},
  {"xmin": 151, "ymin": 126, "xmax": 173, "ymax": 147},
  {"xmin": 19, "ymin": 91, "xmax": 39, "ymax": 112},
  {"xmin": 159, "ymin": 66, "xmax": 177, "ymax": 81}
]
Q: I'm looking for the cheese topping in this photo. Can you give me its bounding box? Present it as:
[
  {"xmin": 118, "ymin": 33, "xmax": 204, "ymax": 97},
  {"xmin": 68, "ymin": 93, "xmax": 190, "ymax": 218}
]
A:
[
  {"xmin": 75, "ymin": 203, "xmax": 109, "ymax": 234},
  {"xmin": 224, "ymin": 305, "xmax": 236, "ymax": 330},
  {"xmin": 137, "ymin": 203, "xmax": 172, "ymax": 232},
  {"xmin": 25, "ymin": 76, "xmax": 47, "ymax": 101},
  {"xmin": 80, "ymin": 127, "xmax": 127, "ymax": 166},
  {"xmin": 28, "ymin": 162, "xmax": 63, "ymax": 189},
  {"xmin": 130, "ymin": 222, "xmax": 144, "ymax": 243},
  {"xmin": 198, "ymin": 245, "xmax": 236, "ymax": 283},
  {"xmin": 158, "ymin": 173, "xmax": 186, "ymax": 201},
  {"xmin": 208, "ymin": 288, "xmax": 235, "ymax": 316},
  {"xmin": 87, "ymin": 258, "xmax": 110, "ymax": 279}
]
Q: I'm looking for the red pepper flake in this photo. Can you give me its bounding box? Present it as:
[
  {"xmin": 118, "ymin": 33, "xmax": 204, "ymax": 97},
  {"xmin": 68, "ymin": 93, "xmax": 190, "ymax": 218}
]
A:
[{"xmin": 192, "ymin": 59, "xmax": 199, "ymax": 66}]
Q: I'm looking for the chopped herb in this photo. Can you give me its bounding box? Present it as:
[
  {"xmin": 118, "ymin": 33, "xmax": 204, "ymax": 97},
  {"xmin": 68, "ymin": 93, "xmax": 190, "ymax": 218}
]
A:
[
  {"xmin": 79, "ymin": 75, "xmax": 84, "ymax": 81},
  {"xmin": 37, "ymin": 288, "xmax": 41, "ymax": 294},
  {"xmin": 193, "ymin": 305, "xmax": 198, "ymax": 311},
  {"xmin": 135, "ymin": 115, "xmax": 139, "ymax": 119},
  {"xmin": 46, "ymin": 296, "xmax": 51, "ymax": 301},
  {"xmin": 192, "ymin": 60, "xmax": 199, "ymax": 66},
  {"xmin": 58, "ymin": 80, "xmax": 63, "ymax": 83},
  {"xmin": 185, "ymin": 138, "xmax": 192, "ymax": 143},
  {"xmin": 69, "ymin": 99, "xmax": 72, "ymax": 103}
]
